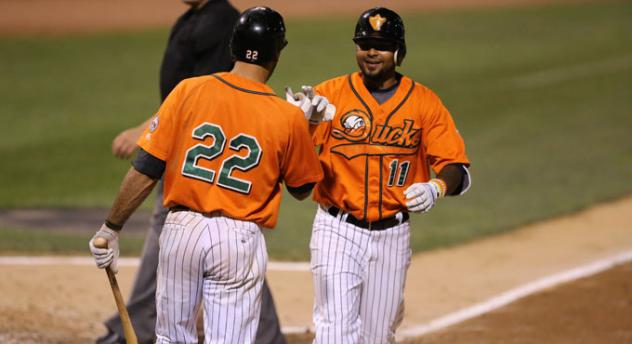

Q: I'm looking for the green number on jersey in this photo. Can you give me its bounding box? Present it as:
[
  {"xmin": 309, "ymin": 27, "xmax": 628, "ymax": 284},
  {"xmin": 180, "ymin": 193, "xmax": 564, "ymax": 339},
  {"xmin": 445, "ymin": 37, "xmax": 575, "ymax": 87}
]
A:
[
  {"xmin": 182, "ymin": 123, "xmax": 262, "ymax": 194},
  {"xmin": 182, "ymin": 123, "xmax": 226, "ymax": 183},
  {"xmin": 218, "ymin": 134, "xmax": 262, "ymax": 194},
  {"xmin": 387, "ymin": 159, "xmax": 410, "ymax": 187}
]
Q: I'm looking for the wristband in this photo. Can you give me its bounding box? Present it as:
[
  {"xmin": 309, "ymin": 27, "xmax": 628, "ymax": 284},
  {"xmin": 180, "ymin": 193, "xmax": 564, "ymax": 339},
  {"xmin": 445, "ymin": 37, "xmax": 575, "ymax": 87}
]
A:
[
  {"xmin": 429, "ymin": 178, "xmax": 447, "ymax": 198},
  {"xmin": 104, "ymin": 219, "xmax": 123, "ymax": 231}
]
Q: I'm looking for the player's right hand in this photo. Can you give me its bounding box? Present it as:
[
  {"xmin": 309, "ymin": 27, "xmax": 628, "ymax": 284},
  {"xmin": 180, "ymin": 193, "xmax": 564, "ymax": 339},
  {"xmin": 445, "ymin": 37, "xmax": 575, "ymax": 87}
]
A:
[{"xmin": 88, "ymin": 224, "xmax": 120, "ymax": 274}]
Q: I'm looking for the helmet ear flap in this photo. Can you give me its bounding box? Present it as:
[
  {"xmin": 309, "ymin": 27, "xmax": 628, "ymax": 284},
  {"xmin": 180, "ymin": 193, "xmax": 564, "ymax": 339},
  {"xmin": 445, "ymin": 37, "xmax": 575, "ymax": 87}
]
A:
[
  {"xmin": 395, "ymin": 44, "xmax": 406, "ymax": 66},
  {"xmin": 394, "ymin": 48, "xmax": 405, "ymax": 66}
]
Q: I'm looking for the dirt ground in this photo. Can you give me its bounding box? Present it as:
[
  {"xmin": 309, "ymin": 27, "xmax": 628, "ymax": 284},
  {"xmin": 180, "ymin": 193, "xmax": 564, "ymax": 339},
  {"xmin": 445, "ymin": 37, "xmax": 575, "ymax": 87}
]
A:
[
  {"xmin": 2, "ymin": 0, "xmax": 629, "ymax": 343},
  {"xmin": 407, "ymin": 261, "xmax": 632, "ymax": 344},
  {"xmin": 1, "ymin": 196, "xmax": 631, "ymax": 343},
  {"xmin": 0, "ymin": 0, "xmax": 589, "ymax": 35}
]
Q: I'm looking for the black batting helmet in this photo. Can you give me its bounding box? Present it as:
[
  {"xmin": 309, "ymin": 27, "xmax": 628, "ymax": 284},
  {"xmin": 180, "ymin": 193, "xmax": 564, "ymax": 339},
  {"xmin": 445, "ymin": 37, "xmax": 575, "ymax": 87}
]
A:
[
  {"xmin": 230, "ymin": 7, "xmax": 287, "ymax": 66},
  {"xmin": 353, "ymin": 7, "xmax": 406, "ymax": 66}
]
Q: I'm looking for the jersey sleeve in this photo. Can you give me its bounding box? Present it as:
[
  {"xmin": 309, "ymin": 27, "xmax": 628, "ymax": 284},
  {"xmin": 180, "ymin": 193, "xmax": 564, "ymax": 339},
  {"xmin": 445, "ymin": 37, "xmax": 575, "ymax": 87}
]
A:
[
  {"xmin": 281, "ymin": 110, "xmax": 324, "ymax": 187},
  {"xmin": 137, "ymin": 81, "xmax": 186, "ymax": 161},
  {"xmin": 422, "ymin": 92, "xmax": 470, "ymax": 174}
]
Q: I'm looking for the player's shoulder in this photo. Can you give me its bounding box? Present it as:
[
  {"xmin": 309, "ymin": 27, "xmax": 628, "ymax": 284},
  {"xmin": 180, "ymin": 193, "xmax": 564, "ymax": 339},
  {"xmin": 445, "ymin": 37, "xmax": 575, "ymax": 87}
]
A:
[
  {"xmin": 405, "ymin": 75, "xmax": 443, "ymax": 102},
  {"xmin": 261, "ymin": 98, "xmax": 307, "ymax": 138},
  {"xmin": 316, "ymin": 74, "xmax": 348, "ymax": 87},
  {"xmin": 269, "ymin": 96, "xmax": 306, "ymax": 121},
  {"xmin": 315, "ymin": 74, "xmax": 350, "ymax": 93},
  {"xmin": 166, "ymin": 76, "xmax": 219, "ymax": 104},
  {"xmin": 175, "ymin": 75, "xmax": 216, "ymax": 92}
]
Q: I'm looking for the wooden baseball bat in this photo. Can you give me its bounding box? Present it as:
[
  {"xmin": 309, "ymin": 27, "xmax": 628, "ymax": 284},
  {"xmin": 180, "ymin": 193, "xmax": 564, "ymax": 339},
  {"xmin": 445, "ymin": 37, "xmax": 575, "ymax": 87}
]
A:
[{"xmin": 93, "ymin": 237, "xmax": 139, "ymax": 344}]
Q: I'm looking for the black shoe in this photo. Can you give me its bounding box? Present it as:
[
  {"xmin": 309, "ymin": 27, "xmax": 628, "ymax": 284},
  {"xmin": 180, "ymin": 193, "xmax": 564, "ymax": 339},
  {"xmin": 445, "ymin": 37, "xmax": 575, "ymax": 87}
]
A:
[{"xmin": 96, "ymin": 330, "xmax": 125, "ymax": 344}]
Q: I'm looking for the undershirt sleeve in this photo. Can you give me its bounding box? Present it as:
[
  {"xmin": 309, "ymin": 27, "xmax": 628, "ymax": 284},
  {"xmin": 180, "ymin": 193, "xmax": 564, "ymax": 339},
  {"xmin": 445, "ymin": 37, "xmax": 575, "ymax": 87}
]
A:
[
  {"xmin": 132, "ymin": 148, "xmax": 166, "ymax": 180},
  {"xmin": 287, "ymin": 182, "xmax": 316, "ymax": 196}
]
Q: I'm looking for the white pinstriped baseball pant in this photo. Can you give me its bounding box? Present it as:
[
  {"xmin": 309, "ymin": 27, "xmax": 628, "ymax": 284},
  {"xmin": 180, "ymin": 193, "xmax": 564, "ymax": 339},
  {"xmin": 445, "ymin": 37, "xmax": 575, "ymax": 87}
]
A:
[
  {"xmin": 310, "ymin": 206, "xmax": 412, "ymax": 344},
  {"xmin": 155, "ymin": 210, "xmax": 267, "ymax": 344}
]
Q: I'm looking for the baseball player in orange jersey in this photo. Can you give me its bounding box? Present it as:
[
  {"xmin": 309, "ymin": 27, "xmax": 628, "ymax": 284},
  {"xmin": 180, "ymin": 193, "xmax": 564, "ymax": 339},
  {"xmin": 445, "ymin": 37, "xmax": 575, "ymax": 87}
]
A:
[
  {"xmin": 88, "ymin": 7, "xmax": 325, "ymax": 343},
  {"xmin": 293, "ymin": 7, "xmax": 472, "ymax": 343}
]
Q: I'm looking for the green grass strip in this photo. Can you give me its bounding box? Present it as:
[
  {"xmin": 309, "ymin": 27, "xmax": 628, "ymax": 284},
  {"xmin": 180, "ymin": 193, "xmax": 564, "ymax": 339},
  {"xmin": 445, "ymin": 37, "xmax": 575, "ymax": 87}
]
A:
[
  {"xmin": 1, "ymin": 2, "xmax": 631, "ymax": 259},
  {"xmin": 0, "ymin": 228, "xmax": 145, "ymax": 256}
]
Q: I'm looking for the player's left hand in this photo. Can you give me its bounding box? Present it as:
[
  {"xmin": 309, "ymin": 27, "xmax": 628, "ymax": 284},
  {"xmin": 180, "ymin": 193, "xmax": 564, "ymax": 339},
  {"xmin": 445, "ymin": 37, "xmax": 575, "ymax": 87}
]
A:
[
  {"xmin": 88, "ymin": 224, "xmax": 120, "ymax": 274},
  {"xmin": 404, "ymin": 182, "xmax": 441, "ymax": 213},
  {"xmin": 112, "ymin": 127, "xmax": 141, "ymax": 159}
]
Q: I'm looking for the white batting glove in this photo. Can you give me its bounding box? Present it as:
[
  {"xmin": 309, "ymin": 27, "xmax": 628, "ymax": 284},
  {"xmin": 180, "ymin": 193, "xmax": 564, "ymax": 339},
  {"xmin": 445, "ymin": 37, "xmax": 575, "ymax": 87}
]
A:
[
  {"xmin": 303, "ymin": 85, "xmax": 336, "ymax": 122},
  {"xmin": 286, "ymin": 86, "xmax": 336, "ymax": 124},
  {"xmin": 301, "ymin": 85, "xmax": 315, "ymax": 99},
  {"xmin": 88, "ymin": 224, "xmax": 120, "ymax": 274},
  {"xmin": 310, "ymin": 95, "xmax": 337, "ymax": 123},
  {"xmin": 404, "ymin": 182, "xmax": 442, "ymax": 213},
  {"xmin": 323, "ymin": 103, "xmax": 336, "ymax": 122},
  {"xmin": 285, "ymin": 86, "xmax": 313, "ymax": 119},
  {"xmin": 308, "ymin": 95, "xmax": 328, "ymax": 125}
]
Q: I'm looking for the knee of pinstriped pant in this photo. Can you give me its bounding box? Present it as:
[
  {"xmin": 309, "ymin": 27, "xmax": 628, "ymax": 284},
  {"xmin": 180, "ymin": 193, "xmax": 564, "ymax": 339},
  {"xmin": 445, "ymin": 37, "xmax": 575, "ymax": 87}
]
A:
[
  {"xmin": 313, "ymin": 319, "xmax": 363, "ymax": 344},
  {"xmin": 313, "ymin": 302, "xmax": 364, "ymax": 344},
  {"xmin": 358, "ymin": 304, "xmax": 403, "ymax": 344}
]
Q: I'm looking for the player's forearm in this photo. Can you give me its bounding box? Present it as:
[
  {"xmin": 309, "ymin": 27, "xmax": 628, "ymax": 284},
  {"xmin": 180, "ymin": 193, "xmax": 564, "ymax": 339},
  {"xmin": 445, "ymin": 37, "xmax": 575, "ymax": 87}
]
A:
[
  {"xmin": 436, "ymin": 163, "xmax": 467, "ymax": 196},
  {"xmin": 106, "ymin": 167, "xmax": 158, "ymax": 229}
]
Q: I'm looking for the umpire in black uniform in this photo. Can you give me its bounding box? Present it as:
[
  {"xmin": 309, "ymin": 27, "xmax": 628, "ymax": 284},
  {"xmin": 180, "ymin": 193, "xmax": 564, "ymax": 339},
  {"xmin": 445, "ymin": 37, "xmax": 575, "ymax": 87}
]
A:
[{"xmin": 100, "ymin": 1, "xmax": 287, "ymax": 343}]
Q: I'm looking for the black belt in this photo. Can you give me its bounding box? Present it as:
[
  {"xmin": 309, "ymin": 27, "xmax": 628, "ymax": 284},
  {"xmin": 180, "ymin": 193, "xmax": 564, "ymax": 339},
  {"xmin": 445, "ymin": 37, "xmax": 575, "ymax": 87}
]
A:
[
  {"xmin": 170, "ymin": 205, "xmax": 190, "ymax": 212},
  {"xmin": 327, "ymin": 206, "xmax": 409, "ymax": 231},
  {"xmin": 170, "ymin": 205, "xmax": 221, "ymax": 216}
]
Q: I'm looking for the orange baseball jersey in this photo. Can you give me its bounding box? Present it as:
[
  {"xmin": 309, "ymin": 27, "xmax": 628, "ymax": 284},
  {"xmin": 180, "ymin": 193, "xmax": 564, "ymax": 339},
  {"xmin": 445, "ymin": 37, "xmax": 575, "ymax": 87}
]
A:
[
  {"xmin": 138, "ymin": 72, "xmax": 323, "ymax": 228},
  {"xmin": 312, "ymin": 72, "xmax": 469, "ymax": 222}
]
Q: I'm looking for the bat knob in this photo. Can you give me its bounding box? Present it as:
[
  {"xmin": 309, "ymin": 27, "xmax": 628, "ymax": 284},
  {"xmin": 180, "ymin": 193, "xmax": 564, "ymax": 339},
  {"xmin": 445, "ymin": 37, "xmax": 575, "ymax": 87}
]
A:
[{"xmin": 93, "ymin": 237, "xmax": 109, "ymax": 249}]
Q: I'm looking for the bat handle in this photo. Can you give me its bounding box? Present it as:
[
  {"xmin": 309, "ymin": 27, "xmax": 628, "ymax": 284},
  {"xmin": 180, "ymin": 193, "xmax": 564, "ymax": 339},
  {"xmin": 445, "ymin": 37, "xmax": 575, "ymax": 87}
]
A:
[
  {"xmin": 93, "ymin": 237, "xmax": 109, "ymax": 249},
  {"xmin": 92, "ymin": 237, "xmax": 138, "ymax": 344}
]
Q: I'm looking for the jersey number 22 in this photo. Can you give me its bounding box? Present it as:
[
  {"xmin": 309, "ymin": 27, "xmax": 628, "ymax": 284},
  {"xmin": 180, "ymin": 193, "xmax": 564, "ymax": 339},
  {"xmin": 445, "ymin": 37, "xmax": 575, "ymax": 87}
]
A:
[{"xmin": 182, "ymin": 122, "xmax": 262, "ymax": 194}]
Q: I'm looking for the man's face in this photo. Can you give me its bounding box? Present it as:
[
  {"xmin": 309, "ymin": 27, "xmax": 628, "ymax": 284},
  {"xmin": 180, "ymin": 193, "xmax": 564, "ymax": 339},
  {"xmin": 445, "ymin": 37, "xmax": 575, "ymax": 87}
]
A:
[{"xmin": 355, "ymin": 38, "xmax": 397, "ymax": 82}]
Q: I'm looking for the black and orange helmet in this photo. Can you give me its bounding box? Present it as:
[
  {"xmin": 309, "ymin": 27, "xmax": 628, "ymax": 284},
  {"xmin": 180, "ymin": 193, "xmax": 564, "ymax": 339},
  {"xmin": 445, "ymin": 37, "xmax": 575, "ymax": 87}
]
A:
[{"xmin": 353, "ymin": 7, "xmax": 406, "ymax": 65}]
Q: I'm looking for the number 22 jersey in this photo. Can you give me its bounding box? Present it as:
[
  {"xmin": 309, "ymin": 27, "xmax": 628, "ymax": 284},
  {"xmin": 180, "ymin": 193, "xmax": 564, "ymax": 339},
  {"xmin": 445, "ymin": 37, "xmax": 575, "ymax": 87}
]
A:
[{"xmin": 138, "ymin": 72, "xmax": 323, "ymax": 228}]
